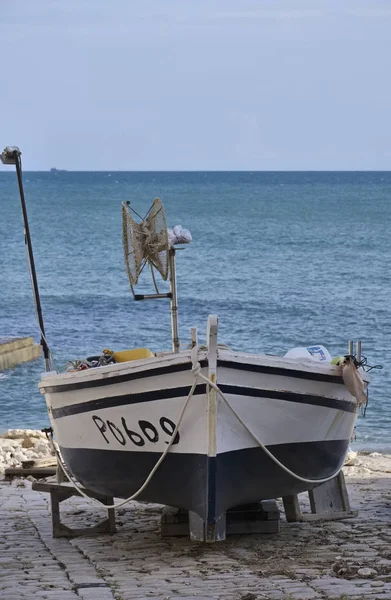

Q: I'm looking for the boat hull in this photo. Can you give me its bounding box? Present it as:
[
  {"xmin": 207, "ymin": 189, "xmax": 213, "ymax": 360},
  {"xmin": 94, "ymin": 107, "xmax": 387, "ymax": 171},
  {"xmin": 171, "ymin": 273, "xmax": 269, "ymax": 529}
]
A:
[
  {"xmin": 60, "ymin": 439, "xmax": 350, "ymax": 512},
  {"xmin": 39, "ymin": 347, "xmax": 359, "ymax": 540}
]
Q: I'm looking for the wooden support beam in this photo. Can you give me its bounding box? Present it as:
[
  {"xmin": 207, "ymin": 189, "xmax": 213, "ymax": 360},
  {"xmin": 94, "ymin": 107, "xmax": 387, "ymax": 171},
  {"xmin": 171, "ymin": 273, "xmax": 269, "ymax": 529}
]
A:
[
  {"xmin": 162, "ymin": 500, "xmax": 280, "ymax": 538},
  {"xmin": 282, "ymin": 472, "xmax": 357, "ymax": 522},
  {"xmin": 32, "ymin": 481, "xmax": 116, "ymax": 538},
  {"xmin": 5, "ymin": 467, "xmax": 57, "ymax": 480}
]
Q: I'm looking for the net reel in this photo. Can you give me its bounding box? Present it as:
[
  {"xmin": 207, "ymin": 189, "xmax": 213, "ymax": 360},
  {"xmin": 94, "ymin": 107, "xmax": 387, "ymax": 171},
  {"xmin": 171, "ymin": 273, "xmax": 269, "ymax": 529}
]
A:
[
  {"xmin": 122, "ymin": 198, "xmax": 191, "ymax": 353},
  {"xmin": 122, "ymin": 198, "xmax": 169, "ymax": 286}
]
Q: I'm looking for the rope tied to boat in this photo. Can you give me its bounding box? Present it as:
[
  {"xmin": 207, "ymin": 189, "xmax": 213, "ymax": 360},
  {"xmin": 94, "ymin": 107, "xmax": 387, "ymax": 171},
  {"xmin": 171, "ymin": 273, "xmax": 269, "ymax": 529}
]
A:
[
  {"xmin": 51, "ymin": 345, "xmax": 354, "ymax": 511},
  {"xmin": 190, "ymin": 345, "xmax": 202, "ymax": 377}
]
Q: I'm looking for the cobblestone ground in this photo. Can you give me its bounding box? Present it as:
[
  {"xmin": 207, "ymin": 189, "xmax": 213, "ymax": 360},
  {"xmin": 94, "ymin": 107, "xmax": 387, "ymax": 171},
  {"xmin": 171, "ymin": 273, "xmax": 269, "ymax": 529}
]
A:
[{"xmin": 1, "ymin": 454, "xmax": 391, "ymax": 600}]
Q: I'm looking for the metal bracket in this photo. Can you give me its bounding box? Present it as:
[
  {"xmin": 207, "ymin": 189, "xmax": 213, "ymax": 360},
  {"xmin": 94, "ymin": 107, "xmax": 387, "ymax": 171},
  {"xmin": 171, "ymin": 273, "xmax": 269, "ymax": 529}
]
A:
[{"xmin": 134, "ymin": 293, "xmax": 172, "ymax": 301}]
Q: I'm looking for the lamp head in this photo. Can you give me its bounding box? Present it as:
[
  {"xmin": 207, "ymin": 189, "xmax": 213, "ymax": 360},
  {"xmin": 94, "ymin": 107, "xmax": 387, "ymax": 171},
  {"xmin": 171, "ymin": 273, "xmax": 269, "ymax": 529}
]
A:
[{"xmin": 1, "ymin": 146, "xmax": 21, "ymax": 165}]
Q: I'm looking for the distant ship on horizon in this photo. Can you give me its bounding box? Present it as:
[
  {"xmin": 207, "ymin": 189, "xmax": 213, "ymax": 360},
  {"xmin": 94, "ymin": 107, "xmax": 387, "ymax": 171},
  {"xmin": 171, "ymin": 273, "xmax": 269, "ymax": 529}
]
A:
[{"xmin": 50, "ymin": 167, "xmax": 68, "ymax": 173}]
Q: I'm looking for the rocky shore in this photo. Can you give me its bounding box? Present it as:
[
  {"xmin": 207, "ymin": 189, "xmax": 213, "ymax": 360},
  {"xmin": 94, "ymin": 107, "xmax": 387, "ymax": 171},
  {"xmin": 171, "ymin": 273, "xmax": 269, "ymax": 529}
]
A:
[{"xmin": 0, "ymin": 429, "xmax": 54, "ymax": 474}]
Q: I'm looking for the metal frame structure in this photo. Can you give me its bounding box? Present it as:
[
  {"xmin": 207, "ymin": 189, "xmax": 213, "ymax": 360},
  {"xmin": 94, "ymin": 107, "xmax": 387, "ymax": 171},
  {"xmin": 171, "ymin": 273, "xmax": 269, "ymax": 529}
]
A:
[
  {"xmin": 123, "ymin": 198, "xmax": 182, "ymax": 354},
  {"xmin": 131, "ymin": 248, "xmax": 180, "ymax": 353}
]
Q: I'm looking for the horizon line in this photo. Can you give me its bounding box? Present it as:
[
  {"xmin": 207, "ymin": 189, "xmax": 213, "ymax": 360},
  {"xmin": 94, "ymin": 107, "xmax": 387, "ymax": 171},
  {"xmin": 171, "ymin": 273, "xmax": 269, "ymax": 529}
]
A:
[{"xmin": 2, "ymin": 169, "xmax": 391, "ymax": 173}]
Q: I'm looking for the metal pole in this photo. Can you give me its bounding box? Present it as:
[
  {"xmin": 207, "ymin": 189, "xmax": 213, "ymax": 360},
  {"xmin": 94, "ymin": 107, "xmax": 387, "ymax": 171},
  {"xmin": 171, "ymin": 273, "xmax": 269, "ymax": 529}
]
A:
[
  {"xmin": 348, "ymin": 340, "xmax": 353, "ymax": 355},
  {"xmin": 169, "ymin": 249, "xmax": 180, "ymax": 353},
  {"xmin": 356, "ymin": 341, "xmax": 362, "ymax": 362},
  {"xmin": 190, "ymin": 327, "xmax": 198, "ymax": 348},
  {"xmin": 13, "ymin": 152, "xmax": 51, "ymax": 371}
]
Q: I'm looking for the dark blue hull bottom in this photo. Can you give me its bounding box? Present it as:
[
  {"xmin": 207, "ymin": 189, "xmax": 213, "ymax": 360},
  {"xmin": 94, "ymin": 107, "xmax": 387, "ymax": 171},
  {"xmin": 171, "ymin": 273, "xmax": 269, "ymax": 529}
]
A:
[{"xmin": 62, "ymin": 439, "xmax": 349, "ymax": 539}]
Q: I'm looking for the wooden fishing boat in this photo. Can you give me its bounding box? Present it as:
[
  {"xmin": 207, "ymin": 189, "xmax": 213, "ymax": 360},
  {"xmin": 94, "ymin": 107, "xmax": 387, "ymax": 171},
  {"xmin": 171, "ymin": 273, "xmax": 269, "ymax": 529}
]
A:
[{"xmin": 38, "ymin": 329, "xmax": 365, "ymax": 542}]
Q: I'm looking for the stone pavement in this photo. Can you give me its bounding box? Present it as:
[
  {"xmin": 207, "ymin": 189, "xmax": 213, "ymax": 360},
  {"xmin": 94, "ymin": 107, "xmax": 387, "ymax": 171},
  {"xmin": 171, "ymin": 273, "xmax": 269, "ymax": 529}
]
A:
[{"xmin": 1, "ymin": 453, "xmax": 391, "ymax": 600}]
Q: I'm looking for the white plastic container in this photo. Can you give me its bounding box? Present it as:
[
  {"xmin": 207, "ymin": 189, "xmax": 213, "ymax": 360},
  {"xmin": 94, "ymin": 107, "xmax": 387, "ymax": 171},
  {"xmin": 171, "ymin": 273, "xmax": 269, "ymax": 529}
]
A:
[{"xmin": 284, "ymin": 345, "xmax": 331, "ymax": 362}]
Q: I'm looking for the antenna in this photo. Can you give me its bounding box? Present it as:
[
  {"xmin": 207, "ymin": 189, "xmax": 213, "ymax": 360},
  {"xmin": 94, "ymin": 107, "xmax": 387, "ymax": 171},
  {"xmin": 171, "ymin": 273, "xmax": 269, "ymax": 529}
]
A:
[{"xmin": 1, "ymin": 146, "xmax": 52, "ymax": 371}]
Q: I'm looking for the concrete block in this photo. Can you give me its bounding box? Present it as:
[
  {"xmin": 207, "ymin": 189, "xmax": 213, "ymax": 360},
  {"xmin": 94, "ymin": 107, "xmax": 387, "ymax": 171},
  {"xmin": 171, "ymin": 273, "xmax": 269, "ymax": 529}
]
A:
[{"xmin": 0, "ymin": 337, "xmax": 41, "ymax": 370}]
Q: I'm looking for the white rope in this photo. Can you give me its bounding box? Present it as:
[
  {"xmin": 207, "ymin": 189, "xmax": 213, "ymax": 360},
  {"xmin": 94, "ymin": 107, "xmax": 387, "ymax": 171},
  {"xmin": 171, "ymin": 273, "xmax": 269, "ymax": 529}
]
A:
[{"xmin": 52, "ymin": 345, "xmax": 345, "ymax": 511}]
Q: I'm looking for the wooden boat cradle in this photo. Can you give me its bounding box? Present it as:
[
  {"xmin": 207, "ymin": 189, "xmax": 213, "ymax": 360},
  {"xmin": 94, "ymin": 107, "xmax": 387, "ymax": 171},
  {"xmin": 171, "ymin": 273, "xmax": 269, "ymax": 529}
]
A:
[{"xmin": 30, "ymin": 470, "xmax": 355, "ymax": 539}]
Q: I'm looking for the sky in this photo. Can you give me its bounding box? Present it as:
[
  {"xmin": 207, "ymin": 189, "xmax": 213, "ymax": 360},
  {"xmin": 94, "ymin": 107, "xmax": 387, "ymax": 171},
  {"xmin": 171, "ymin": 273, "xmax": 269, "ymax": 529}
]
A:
[{"xmin": 0, "ymin": 0, "xmax": 390, "ymax": 170}]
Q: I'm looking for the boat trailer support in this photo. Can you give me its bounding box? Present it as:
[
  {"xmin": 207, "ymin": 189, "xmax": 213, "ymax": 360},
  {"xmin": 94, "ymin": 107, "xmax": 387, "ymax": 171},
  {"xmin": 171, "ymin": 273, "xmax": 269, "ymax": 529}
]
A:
[
  {"xmin": 28, "ymin": 472, "xmax": 354, "ymax": 540},
  {"xmin": 283, "ymin": 471, "xmax": 357, "ymax": 522},
  {"xmin": 163, "ymin": 472, "xmax": 355, "ymax": 540},
  {"xmin": 31, "ymin": 481, "xmax": 116, "ymax": 538},
  {"xmin": 162, "ymin": 501, "xmax": 280, "ymax": 538}
]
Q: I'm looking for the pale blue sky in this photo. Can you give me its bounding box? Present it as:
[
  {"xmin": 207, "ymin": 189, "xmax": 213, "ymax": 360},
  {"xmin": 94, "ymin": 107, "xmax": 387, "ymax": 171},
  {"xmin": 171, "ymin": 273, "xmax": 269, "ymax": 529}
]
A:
[{"xmin": 1, "ymin": 1, "xmax": 390, "ymax": 170}]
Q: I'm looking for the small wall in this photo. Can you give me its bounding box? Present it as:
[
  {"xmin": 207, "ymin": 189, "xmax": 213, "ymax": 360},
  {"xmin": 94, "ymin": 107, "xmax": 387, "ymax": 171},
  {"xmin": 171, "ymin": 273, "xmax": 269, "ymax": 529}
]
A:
[{"xmin": 0, "ymin": 337, "xmax": 42, "ymax": 370}]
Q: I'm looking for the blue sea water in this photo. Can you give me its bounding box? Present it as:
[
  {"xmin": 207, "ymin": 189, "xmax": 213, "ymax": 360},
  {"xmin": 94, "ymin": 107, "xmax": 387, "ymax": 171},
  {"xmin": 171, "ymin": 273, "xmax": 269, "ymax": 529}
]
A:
[{"xmin": 0, "ymin": 171, "xmax": 390, "ymax": 449}]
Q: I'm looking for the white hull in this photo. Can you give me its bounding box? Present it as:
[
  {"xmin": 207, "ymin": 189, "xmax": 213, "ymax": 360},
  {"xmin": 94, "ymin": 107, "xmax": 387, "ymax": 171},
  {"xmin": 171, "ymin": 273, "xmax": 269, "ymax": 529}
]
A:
[{"xmin": 43, "ymin": 350, "xmax": 356, "ymax": 455}]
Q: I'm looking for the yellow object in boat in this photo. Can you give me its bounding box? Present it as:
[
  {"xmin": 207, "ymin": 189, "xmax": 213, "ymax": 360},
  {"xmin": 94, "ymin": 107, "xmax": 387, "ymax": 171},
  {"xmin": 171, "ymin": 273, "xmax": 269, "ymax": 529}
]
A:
[
  {"xmin": 331, "ymin": 356, "xmax": 343, "ymax": 365},
  {"xmin": 112, "ymin": 348, "xmax": 154, "ymax": 362}
]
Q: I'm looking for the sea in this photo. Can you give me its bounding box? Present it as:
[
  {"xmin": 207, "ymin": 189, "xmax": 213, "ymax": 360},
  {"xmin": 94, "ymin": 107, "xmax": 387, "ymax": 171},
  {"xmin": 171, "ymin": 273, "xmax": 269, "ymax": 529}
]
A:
[{"xmin": 0, "ymin": 171, "xmax": 390, "ymax": 450}]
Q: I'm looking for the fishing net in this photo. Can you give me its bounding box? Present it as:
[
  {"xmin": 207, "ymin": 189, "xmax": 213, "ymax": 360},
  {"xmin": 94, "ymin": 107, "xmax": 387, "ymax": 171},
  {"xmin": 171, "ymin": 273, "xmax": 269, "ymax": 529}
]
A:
[{"xmin": 122, "ymin": 198, "xmax": 169, "ymax": 286}]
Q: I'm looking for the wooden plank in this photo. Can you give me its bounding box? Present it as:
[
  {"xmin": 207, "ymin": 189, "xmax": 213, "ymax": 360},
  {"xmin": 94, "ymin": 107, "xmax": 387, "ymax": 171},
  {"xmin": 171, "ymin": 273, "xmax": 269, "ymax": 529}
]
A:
[
  {"xmin": 162, "ymin": 501, "xmax": 280, "ymax": 538},
  {"xmin": 32, "ymin": 480, "xmax": 117, "ymax": 504},
  {"xmin": 31, "ymin": 480, "xmax": 117, "ymax": 538},
  {"xmin": 21, "ymin": 457, "xmax": 57, "ymax": 469},
  {"xmin": 162, "ymin": 518, "xmax": 280, "ymax": 537},
  {"xmin": 282, "ymin": 472, "xmax": 354, "ymax": 523},
  {"xmin": 5, "ymin": 467, "xmax": 57, "ymax": 480},
  {"xmin": 300, "ymin": 510, "xmax": 358, "ymax": 522},
  {"xmin": 227, "ymin": 519, "xmax": 279, "ymax": 535},
  {"xmin": 309, "ymin": 472, "xmax": 351, "ymax": 514},
  {"xmin": 283, "ymin": 495, "xmax": 303, "ymax": 522}
]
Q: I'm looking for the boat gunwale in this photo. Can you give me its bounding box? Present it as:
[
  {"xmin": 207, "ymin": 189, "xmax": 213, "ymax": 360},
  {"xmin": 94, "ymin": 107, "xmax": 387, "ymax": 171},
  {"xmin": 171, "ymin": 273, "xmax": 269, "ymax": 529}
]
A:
[
  {"xmin": 39, "ymin": 345, "xmax": 365, "ymax": 394},
  {"xmin": 39, "ymin": 354, "xmax": 204, "ymax": 393}
]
